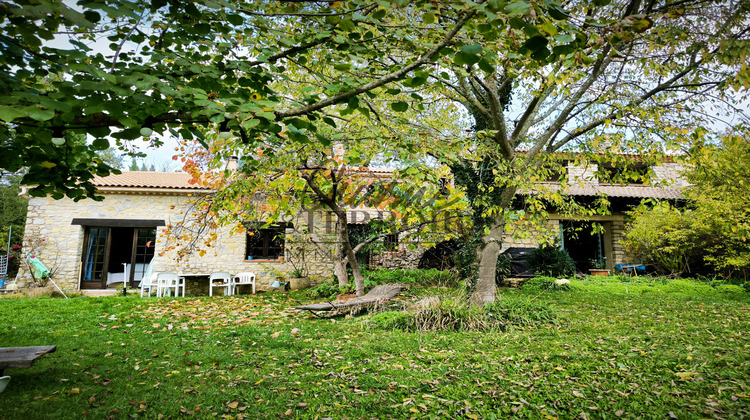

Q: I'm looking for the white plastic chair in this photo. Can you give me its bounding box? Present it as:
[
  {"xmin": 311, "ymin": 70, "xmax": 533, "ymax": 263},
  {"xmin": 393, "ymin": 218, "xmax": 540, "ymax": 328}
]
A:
[
  {"xmin": 140, "ymin": 262, "xmax": 158, "ymax": 297},
  {"xmin": 0, "ymin": 376, "xmax": 10, "ymax": 394},
  {"xmin": 156, "ymin": 272, "xmax": 185, "ymax": 297},
  {"xmin": 232, "ymin": 272, "xmax": 256, "ymax": 295},
  {"xmin": 209, "ymin": 272, "xmax": 233, "ymax": 296}
]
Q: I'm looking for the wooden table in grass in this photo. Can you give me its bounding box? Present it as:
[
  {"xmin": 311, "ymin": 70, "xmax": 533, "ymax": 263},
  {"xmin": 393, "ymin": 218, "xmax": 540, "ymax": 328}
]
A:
[{"xmin": 0, "ymin": 346, "xmax": 57, "ymax": 375}]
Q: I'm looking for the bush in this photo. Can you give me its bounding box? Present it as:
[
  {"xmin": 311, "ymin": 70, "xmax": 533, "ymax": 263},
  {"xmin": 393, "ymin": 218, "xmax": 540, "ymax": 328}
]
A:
[
  {"xmin": 521, "ymin": 276, "xmax": 571, "ymax": 291},
  {"xmin": 367, "ymin": 294, "xmax": 559, "ymax": 332},
  {"xmin": 496, "ymin": 255, "xmax": 511, "ymax": 285},
  {"xmin": 485, "ymin": 297, "xmax": 560, "ymax": 327},
  {"xmin": 715, "ymin": 284, "xmax": 746, "ymax": 296},
  {"xmin": 308, "ymin": 282, "xmax": 339, "ymax": 299},
  {"xmin": 364, "ymin": 268, "xmax": 459, "ymax": 287},
  {"xmin": 527, "ymin": 246, "xmax": 576, "ymax": 276},
  {"xmin": 367, "ymin": 311, "xmax": 414, "ymax": 330}
]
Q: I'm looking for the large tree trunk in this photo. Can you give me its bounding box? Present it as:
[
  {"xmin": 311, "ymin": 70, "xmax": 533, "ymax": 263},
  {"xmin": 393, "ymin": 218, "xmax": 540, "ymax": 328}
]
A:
[
  {"xmin": 469, "ymin": 188, "xmax": 516, "ymax": 307},
  {"xmin": 333, "ymin": 223, "xmax": 349, "ymax": 287},
  {"xmin": 333, "ymin": 256, "xmax": 349, "ymax": 287},
  {"xmin": 336, "ymin": 212, "xmax": 366, "ymax": 296},
  {"xmin": 469, "ymin": 216, "xmax": 504, "ymax": 306}
]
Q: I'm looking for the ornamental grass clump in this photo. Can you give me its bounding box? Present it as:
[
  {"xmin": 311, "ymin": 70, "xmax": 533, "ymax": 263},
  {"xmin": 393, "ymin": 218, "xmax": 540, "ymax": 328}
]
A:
[
  {"xmin": 367, "ymin": 294, "xmax": 560, "ymax": 332},
  {"xmin": 484, "ymin": 297, "xmax": 560, "ymax": 328}
]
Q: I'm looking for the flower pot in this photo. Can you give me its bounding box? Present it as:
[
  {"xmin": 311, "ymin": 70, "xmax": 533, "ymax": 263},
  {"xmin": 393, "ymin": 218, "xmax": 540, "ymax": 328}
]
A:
[
  {"xmin": 289, "ymin": 277, "xmax": 310, "ymax": 290},
  {"xmin": 589, "ymin": 269, "xmax": 610, "ymax": 276}
]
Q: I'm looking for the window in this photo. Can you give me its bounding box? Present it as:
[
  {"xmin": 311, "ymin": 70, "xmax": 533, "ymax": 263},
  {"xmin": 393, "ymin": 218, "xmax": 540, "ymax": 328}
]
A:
[
  {"xmin": 384, "ymin": 233, "xmax": 399, "ymax": 251},
  {"xmin": 597, "ymin": 164, "xmax": 650, "ymax": 185},
  {"xmin": 438, "ymin": 177, "xmax": 449, "ymax": 196},
  {"xmin": 541, "ymin": 162, "xmax": 568, "ymax": 182},
  {"xmin": 246, "ymin": 225, "xmax": 286, "ymax": 260}
]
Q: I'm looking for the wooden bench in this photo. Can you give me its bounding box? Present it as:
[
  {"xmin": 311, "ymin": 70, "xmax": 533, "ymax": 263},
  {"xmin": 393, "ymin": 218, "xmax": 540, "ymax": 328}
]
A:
[{"xmin": 0, "ymin": 346, "xmax": 57, "ymax": 376}]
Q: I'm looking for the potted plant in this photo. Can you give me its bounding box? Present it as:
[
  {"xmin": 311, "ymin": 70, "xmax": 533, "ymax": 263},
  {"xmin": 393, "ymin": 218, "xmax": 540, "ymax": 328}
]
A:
[
  {"xmin": 288, "ymin": 267, "xmax": 310, "ymax": 290},
  {"xmin": 588, "ymin": 258, "xmax": 610, "ymax": 276}
]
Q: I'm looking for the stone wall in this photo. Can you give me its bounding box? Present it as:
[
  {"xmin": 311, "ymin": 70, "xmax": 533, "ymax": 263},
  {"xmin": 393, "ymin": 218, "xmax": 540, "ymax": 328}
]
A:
[
  {"xmin": 500, "ymin": 219, "xmax": 562, "ymax": 252},
  {"xmin": 499, "ymin": 216, "xmax": 628, "ymax": 268},
  {"xmin": 567, "ymin": 160, "xmax": 688, "ymax": 186},
  {"xmin": 20, "ymin": 193, "xmax": 334, "ymax": 294},
  {"xmin": 652, "ymin": 162, "xmax": 689, "ymax": 187},
  {"xmin": 567, "ymin": 162, "xmax": 599, "ymax": 185}
]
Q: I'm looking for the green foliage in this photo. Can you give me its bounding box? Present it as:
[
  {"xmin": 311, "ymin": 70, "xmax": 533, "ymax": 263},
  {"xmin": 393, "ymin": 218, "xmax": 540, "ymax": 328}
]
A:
[
  {"xmin": 95, "ymin": 147, "xmax": 124, "ymax": 170},
  {"xmin": 0, "ymin": 173, "xmax": 27, "ymax": 277},
  {"xmin": 521, "ymin": 276, "xmax": 571, "ymax": 292},
  {"xmin": 623, "ymin": 203, "xmax": 699, "ymax": 275},
  {"xmin": 484, "ymin": 297, "xmax": 560, "ymax": 327},
  {"xmin": 496, "ymin": 254, "xmax": 511, "ymax": 284},
  {"xmin": 624, "ymin": 127, "xmax": 750, "ymax": 281},
  {"xmin": 308, "ymin": 281, "xmax": 340, "ymax": 300},
  {"xmin": 348, "ymin": 219, "xmax": 398, "ymax": 259},
  {"xmin": 2, "ymin": 279, "xmax": 750, "ymax": 418},
  {"xmin": 368, "ymin": 287, "xmax": 559, "ymax": 332},
  {"xmin": 364, "ymin": 268, "xmax": 459, "ymax": 287},
  {"xmin": 527, "ymin": 245, "xmax": 576, "ymax": 277},
  {"xmin": 367, "ymin": 311, "xmax": 413, "ymax": 330}
]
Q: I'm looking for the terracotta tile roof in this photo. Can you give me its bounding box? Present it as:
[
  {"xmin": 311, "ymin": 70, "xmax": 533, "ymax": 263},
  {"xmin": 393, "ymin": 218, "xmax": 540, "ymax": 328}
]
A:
[
  {"xmin": 533, "ymin": 183, "xmax": 683, "ymax": 199},
  {"xmin": 92, "ymin": 171, "xmax": 209, "ymax": 190}
]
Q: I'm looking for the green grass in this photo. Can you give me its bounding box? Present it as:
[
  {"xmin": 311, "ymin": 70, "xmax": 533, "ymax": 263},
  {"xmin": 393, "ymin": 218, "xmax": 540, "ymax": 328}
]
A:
[{"xmin": 1, "ymin": 276, "xmax": 749, "ymax": 419}]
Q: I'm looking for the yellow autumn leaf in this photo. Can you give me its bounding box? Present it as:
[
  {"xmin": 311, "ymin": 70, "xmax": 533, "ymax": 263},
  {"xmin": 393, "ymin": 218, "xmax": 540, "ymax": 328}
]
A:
[
  {"xmin": 675, "ymin": 371, "xmax": 700, "ymax": 381},
  {"xmin": 40, "ymin": 161, "xmax": 57, "ymax": 168}
]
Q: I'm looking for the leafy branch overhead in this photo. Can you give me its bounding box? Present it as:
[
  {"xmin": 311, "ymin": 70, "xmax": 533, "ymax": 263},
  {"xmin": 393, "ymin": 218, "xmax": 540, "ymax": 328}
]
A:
[
  {"xmin": 2, "ymin": 0, "xmax": 479, "ymax": 198},
  {"xmin": 8, "ymin": 0, "xmax": 733, "ymax": 198}
]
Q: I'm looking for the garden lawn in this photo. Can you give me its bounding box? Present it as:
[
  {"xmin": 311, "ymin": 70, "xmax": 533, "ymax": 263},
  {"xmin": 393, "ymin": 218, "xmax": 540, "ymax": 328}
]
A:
[{"xmin": 0, "ymin": 277, "xmax": 749, "ymax": 419}]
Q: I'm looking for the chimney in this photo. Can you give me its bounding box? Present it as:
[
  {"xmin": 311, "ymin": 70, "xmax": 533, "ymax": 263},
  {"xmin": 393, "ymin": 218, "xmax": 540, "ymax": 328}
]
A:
[
  {"xmin": 226, "ymin": 156, "xmax": 239, "ymax": 172},
  {"xmin": 332, "ymin": 142, "xmax": 345, "ymax": 163}
]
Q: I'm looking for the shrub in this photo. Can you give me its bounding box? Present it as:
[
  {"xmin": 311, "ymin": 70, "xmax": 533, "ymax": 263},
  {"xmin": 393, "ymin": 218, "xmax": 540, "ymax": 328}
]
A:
[
  {"xmin": 527, "ymin": 246, "xmax": 576, "ymax": 276},
  {"xmin": 367, "ymin": 294, "xmax": 560, "ymax": 332},
  {"xmin": 364, "ymin": 268, "xmax": 459, "ymax": 287},
  {"xmin": 367, "ymin": 311, "xmax": 414, "ymax": 330},
  {"xmin": 308, "ymin": 282, "xmax": 339, "ymax": 299},
  {"xmin": 496, "ymin": 255, "xmax": 511, "ymax": 285},
  {"xmin": 715, "ymin": 284, "xmax": 746, "ymax": 296},
  {"xmin": 521, "ymin": 276, "xmax": 572, "ymax": 292},
  {"xmin": 485, "ymin": 297, "xmax": 560, "ymax": 327}
]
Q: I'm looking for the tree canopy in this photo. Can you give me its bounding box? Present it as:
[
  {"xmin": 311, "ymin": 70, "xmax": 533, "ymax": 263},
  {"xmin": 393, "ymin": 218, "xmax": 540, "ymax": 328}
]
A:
[
  {"xmin": 2, "ymin": 0, "xmax": 748, "ymax": 302},
  {"xmin": 624, "ymin": 126, "xmax": 750, "ymax": 280}
]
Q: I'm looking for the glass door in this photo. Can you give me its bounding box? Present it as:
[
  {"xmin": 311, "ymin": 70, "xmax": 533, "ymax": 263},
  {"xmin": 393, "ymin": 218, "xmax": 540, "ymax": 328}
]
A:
[
  {"xmin": 129, "ymin": 228, "xmax": 156, "ymax": 287},
  {"xmin": 80, "ymin": 227, "xmax": 111, "ymax": 289}
]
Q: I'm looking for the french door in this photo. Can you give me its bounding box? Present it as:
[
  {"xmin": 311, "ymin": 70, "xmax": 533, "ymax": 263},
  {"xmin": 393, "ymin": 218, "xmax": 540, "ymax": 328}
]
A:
[
  {"xmin": 80, "ymin": 228, "xmax": 110, "ymax": 289},
  {"xmin": 80, "ymin": 227, "xmax": 156, "ymax": 289}
]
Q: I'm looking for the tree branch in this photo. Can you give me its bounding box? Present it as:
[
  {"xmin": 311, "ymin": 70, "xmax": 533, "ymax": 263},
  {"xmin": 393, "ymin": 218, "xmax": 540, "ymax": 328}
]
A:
[{"xmin": 276, "ymin": 9, "xmax": 476, "ymax": 119}]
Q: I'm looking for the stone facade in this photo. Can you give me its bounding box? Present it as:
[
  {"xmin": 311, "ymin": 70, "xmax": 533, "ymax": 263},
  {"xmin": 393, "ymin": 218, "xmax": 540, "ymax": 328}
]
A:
[
  {"xmin": 19, "ymin": 190, "xmax": 335, "ymax": 294},
  {"xmin": 567, "ymin": 162, "xmax": 599, "ymax": 185},
  {"xmin": 651, "ymin": 162, "xmax": 689, "ymax": 187},
  {"xmin": 567, "ymin": 160, "xmax": 688, "ymax": 186},
  {"xmin": 20, "ymin": 158, "xmax": 687, "ymax": 292},
  {"xmin": 499, "ymin": 216, "xmax": 627, "ymax": 270}
]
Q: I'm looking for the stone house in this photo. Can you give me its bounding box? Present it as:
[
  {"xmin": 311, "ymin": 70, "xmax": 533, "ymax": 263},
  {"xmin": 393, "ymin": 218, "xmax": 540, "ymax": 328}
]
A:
[
  {"xmin": 19, "ymin": 171, "xmax": 337, "ymax": 294},
  {"xmin": 384, "ymin": 157, "xmax": 687, "ymax": 273},
  {"xmin": 18, "ymin": 157, "xmax": 686, "ymax": 293}
]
